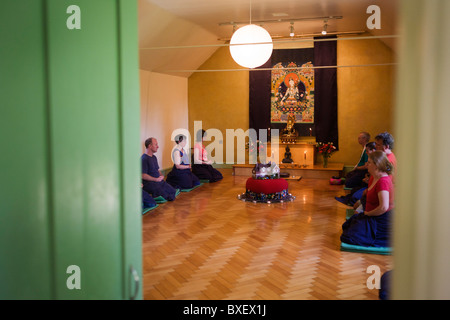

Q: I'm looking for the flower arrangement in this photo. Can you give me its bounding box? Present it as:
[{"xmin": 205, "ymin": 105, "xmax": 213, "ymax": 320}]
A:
[
  {"xmin": 316, "ymin": 142, "xmax": 337, "ymax": 158},
  {"xmin": 316, "ymin": 142, "xmax": 336, "ymax": 168}
]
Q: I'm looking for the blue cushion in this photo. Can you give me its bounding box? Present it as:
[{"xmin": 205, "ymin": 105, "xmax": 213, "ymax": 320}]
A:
[
  {"xmin": 153, "ymin": 196, "xmax": 168, "ymax": 203},
  {"xmin": 142, "ymin": 204, "xmax": 158, "ymax": 215},
  {"xmin": 181, "ymin": 183, "xmax": 203, "ymax": 192},
  {"xmin": 340, "ymin": 242, "xmax": 392, "ymax": 255}
]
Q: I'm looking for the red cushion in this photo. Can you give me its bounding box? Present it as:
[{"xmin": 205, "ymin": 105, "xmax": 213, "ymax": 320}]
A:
[
  {"xmin": 246, "ymin": 178, "xmax": 288, "ymax": 194},
  {"xmin": 329, "ymin": 178, "xmax": 343, "ymax": 185}
]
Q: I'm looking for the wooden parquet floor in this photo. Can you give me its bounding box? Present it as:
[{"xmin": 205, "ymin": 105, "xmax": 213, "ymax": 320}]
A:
[{"xmin": 142, "ymin": 169, "xmax": 392, "ymax": 300}]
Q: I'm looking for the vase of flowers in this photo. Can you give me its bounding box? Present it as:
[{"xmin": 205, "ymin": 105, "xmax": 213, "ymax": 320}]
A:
[
  {"xmin": 316, "ymin": 142, "xmax": 336, "ymax": 168},
  {"xmin": 322, "ymin": 155, "xmax": 329, "ymax": 168}
]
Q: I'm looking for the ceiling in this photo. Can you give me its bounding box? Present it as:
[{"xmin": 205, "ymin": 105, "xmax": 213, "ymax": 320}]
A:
[{"xmin": 138, "ymin": 0, "xmax": 399, "ymax": 77}]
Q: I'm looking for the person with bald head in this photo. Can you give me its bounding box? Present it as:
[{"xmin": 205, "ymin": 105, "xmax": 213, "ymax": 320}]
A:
[
  {"xmin": 344, "ymin": 131, "xmax": 371, "ymax": 189},
  {"xmin": 141, "ymin": 137, "xmax": 177, "ymax": 201}
]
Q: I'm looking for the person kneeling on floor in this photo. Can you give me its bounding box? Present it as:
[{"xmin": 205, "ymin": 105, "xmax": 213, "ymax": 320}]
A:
[
  {"xmin": 166, "ymin": 134, "xmax": 201, "ymax": 190},
  {"xmin": 340, "ymin": 151, "xmax": 394, "ymax": 247},
  {"xmin": 141, "ymin": 137, "xmax": 177, "ymax": 201}
]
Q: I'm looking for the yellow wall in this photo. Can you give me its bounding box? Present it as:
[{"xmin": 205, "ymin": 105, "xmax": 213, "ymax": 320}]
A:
[
  {"xmin": 336, "ymin": 36, "xmax": 396, "ymax": 166},
  {"xmin": 140, "ymin": 70, "xmax": 189, "ymax": 170},
  {"xmin": 188, "ymin": 36, "xmax": 396, "ymax": 167},
  {"xmin": 188, "ymin": 47, "xmax": 249, "ymax": 164}
]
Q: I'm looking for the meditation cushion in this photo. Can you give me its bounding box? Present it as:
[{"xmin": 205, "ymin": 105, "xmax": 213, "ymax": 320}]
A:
[
  {"xmin": 246, "ymin": 178, "xmax": 288, "ymax": 194},
  {"xmin": 153, "ymin": 196, "xmax": 168, "ymax": 204},
  {"xmin": 330, "ymin": 177, "xmax": 344, "ymax": 185},
  {"xmin": 181, "ymin": 183, "xmax": 203, "ymax": 192},
  {"xmin": 340, "ymin": 242, "xmax": 392, "ymax": 255},
  {"xmin": 142, "ymin": 204, "xmax": 158, "ymax": 215},
  {"xmin": 238, "ymin": 175, "xmax": 295, "ymax": 203}
]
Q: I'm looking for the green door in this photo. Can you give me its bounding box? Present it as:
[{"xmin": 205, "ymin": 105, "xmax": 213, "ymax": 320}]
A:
[{"xmin": 0, "ymin": 0, "xmax": 142, "ymax": 299}]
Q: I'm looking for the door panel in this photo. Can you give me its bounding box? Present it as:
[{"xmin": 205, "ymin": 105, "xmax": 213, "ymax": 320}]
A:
[
  {"xmin": 116, "ymin": 0, "xmax": 143, "ymax": 300},
  {"xmin": 0, "ymin": 0, "xmax": 53, "ymax": 300},
  {"xmin": 46, "ymin": 0, "xmax": 123, "ymax": 299},
  {"xmin": 0, "ymin": 0, "xmax": 141, "ymax": 299}
]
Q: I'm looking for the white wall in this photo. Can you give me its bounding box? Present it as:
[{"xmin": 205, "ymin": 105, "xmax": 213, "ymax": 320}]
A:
[{"xmin": 140, "ymin": 70, "xmax": 189, "ymax": 170}]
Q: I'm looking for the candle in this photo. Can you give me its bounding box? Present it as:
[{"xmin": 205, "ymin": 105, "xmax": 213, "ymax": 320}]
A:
[
  {"xmin": 309, "ymin": 128, "xmax": 312, "ymax": 136},
  {"xmin": 304, "ymin": 151, "xmax": 307, "ymax": 160}
]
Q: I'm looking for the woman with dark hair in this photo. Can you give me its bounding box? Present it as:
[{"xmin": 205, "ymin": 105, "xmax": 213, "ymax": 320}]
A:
[
  {"xmin": 340, "ymin": 150, "xmax": 394, "ymax": 247},
  {"xmin": 166, "ymin": 134, "xmax": 201, "ymax": 190},
  {"xmin": 192, "ymin": 129, "xmax": 223, "ymax": 183}
]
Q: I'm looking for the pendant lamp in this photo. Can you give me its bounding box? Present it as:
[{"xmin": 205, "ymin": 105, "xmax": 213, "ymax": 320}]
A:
[{"xmin": 229, "ymin": 24, "xmax": 273, "ymax": 69}]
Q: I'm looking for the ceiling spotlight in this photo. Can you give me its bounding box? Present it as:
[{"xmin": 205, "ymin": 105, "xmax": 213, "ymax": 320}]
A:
[
  {"xmin": 289, "ymin": 22, "xmax": 295, "ymax": 37},
  {"xmin": 322, "ymin": 20, "xmax": 328, "ymax": 35}
]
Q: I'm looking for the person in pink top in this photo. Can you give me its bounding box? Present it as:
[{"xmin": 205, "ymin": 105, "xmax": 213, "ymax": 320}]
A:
[
  {"xmin": 192, "ymin": 129, "xmax": 223, "ymax": 183},
  {"xmin": 341, "ymin": 151, "xmax": 394, "ymax": 247}
]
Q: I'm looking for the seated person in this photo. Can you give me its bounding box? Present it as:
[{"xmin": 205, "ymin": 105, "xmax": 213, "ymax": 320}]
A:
[
  {"xmin": 166, "ymin": 134, "xmax": 201, "ymax": 189},
  {"xmin": 345, "ymin": 132, "xmax": 371, "ymax": 188},
  {"xmin": 340, "ymin": 151, "xmax": 394, "ymax": 247},
  {"xmin": 352, "ymin": 173, "xmax": 371, "ymax": 213},
  {"xmin": 336, "ymin": 142, "xmax": 376, "ymax": 206},
  {"xmin": 375, "ymin": 131, "xmax": 397, "ymax": 177},
  {"xmin": 354, "ymin": 132, "xmax": 397, "ymax": 213},
  {"xmin": 379, "ymin": 270, "xmax": 392, "ymax": 300},
  {"xmin": 141, "ymin": 137, "xmax": 177, "ymax": 201},
  {"xmin": 192, "ymin": 129, "xmax": 223, "ymax": 183}
]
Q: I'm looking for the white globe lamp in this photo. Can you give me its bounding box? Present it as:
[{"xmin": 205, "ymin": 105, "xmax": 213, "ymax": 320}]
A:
[{"xmin": 229, "ymin": 24, "xmax": 273, "ymax": 69}]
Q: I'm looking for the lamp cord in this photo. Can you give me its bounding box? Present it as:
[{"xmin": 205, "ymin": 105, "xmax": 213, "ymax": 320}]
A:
[{"xmin": 249, "ymin": 0, "xmax": 252, "ymax": 24}]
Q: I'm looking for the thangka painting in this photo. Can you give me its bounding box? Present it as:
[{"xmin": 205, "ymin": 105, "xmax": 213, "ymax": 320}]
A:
[{"xmin": 271, "ymin": 51, "xmax": 314, "ymax": 124}]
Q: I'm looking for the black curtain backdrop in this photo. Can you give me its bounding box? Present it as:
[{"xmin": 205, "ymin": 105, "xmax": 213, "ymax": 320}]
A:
[
  {"xmin": 249, "ymin": 38, "xmax": 338, "ymax": 148},
  {"xmin": 314, "ymin": 36, "xmax": 338, "ymax": 149},
  {"xmin": 249, "ymin": 59, "xmax": 271, "ymax": 136}
]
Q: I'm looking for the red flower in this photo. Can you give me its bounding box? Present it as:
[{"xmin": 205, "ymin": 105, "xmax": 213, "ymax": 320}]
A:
[{"xmin": 316, "ymin": 142, "xmax": 336, "ymax": 158}]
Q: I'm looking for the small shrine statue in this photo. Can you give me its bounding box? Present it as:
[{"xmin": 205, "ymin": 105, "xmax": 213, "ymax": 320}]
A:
[
  {"xmin": 282, "ymin": 114, "xmax": 298, "ymax": 137},
  {"xmin": 252, "ymin": 161, "xmax": 280, "ymax": 179},
  {"xmin": 282, "ymin": 146, "xmax": 294, "ymax": 163}
]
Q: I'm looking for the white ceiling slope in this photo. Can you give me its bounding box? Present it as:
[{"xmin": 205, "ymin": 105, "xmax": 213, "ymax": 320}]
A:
[{"xmin": 139, "ymin": 0, "xmax": 399, "ymax": 77}]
